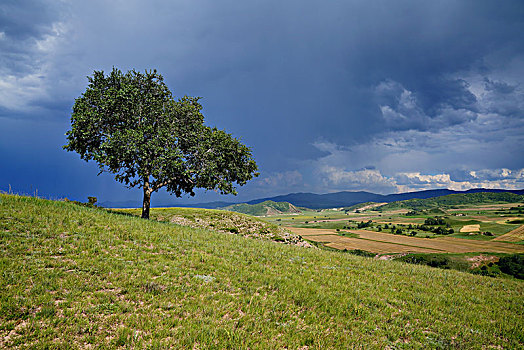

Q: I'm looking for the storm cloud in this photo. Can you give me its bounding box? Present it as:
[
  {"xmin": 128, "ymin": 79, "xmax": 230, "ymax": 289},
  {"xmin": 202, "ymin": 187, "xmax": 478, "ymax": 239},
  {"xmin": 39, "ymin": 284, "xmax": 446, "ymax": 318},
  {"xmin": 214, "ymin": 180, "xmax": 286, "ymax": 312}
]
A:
[{"xmin": 1, "ymin": 0, "xmax": 523, "ymax": 203}]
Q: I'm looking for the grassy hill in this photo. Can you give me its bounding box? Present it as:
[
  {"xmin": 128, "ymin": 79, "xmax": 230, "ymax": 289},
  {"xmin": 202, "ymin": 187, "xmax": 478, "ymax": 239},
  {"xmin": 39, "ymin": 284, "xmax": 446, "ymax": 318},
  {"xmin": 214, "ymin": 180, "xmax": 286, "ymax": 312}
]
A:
[
  {"xmin": 221, "ymin": 200, "xmax": 303, "ymax": 216},
  {"xmin": 1, "ymin": 194, "xmax": 523, "ymax": 348},
  {"xmin": 115, "ymin": 206, "xmax": 310, "ymax": 247},
  {"xmin": 378, "ymin": 192, "xmax": 524, "ymax": 211}
]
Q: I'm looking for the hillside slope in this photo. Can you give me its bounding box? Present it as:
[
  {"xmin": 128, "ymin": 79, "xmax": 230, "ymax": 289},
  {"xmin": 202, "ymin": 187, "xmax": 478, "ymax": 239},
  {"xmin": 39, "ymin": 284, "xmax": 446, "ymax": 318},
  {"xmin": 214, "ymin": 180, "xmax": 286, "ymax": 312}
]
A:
[
  {"xmin": 116, "ymin": 206, "xmax": 310, "ymax": 247},
  {"xmin": 378, "ymin": 192, "xmax": 524, "ymax": 211},
  {"xmin": 220, "ymin": 200, "xmax": 303, "ymax": 216},
  {"xmin": 0, "ymin": 194, "xmax": 523, "ymax": 348},
  {"xmin": 244, "ymin": 188, "xmax": 524, "ymax": 209}
]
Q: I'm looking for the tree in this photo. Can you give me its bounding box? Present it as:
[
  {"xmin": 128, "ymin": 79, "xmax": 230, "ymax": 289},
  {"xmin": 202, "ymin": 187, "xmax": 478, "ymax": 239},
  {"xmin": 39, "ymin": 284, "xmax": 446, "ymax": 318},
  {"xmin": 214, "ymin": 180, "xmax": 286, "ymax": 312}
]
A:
[{"xmin": 64, "ymin": 68, "xmax": 258, "ymax": 219}]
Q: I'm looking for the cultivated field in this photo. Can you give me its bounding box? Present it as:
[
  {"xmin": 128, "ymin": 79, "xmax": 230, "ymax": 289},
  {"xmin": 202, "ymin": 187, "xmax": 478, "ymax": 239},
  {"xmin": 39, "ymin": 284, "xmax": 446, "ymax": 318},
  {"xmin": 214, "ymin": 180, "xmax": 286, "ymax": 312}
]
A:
[
  {"xmin": 460, "ymin": 224, "xmax": 480, "ymax": 233},
  {"xmin": 289, "ymin": 227, "xmax": 524, "ymax": 254},
  {"xmin": 266, "ymin": 200, "xmax": 524, "ymax": 254},
  {"xmin": 494, "ymin": 224, "xmax": 524, "ymax": 242}
]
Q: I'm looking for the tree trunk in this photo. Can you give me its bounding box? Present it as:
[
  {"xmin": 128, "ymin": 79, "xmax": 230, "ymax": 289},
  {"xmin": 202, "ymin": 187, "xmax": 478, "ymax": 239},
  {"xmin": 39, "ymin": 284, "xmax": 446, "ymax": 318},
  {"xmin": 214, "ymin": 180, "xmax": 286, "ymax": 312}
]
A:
[{"xmin": 141, "ymin": 178, "xmax": 152, "ymax": 219}]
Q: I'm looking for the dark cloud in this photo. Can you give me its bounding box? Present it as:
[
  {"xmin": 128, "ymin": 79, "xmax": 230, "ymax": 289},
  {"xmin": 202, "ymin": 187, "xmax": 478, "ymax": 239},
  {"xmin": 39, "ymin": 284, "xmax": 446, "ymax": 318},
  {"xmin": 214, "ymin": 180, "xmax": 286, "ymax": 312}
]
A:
[
  {"xmin": 484, "ymin": 78, "xmax": 517, "ymax": 94},
  {"xmin": 0, "ymin": 0, "xmax": 59, "ymax": 39},
  {"xmin": 1, "ymin": 0, "xmax": 523, "ymax": 202}
]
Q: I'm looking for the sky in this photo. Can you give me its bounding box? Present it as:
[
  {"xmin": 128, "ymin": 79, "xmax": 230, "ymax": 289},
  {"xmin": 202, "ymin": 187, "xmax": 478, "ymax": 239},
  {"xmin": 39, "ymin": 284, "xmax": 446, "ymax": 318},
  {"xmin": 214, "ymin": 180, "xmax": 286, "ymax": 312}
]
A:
[{"xmin": 1, "ymin": 0, "xmax": 523, "ymax": 206}]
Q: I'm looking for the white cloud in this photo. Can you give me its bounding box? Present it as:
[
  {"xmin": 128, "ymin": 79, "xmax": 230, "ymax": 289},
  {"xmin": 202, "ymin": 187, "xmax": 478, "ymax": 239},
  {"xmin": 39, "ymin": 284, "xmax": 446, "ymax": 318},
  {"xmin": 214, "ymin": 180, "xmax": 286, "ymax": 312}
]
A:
[
  {"xmin": 309, "ymin": 76, "xmax": 524, "ymax": 193},
  {"xmin": 315, "ymin": 167, "xmax": 524, "ymax": 194},
  {"xmin": 318, "ymin": 166, "xmax": 397, "ymax": 193}
]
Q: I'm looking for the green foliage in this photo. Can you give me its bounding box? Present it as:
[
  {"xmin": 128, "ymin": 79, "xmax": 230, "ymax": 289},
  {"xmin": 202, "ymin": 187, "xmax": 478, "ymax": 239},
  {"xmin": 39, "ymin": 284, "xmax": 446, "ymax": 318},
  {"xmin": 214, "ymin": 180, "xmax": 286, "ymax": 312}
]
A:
[
  {"xmin": 398, "ymin": 254, "xmax": 452, "ymax": 269},
  {"xmin": 471, "ymin": 264, "xmax": 502, "ymax": 278},
  {"xmin": 64, "ymin": 68, "xmax": 258, "ymax": 218},
  {"xmin": 497, "ymin": 254, "xmax": 524, "ymax": 279},
  {"xmin": 424, "ymin": 216, "xmax": 446, "ymax": 226},
  {"xmin": 357, "ymin": 220, "xmax": 373, "ymax": 229},
  {"xmin": 343, "ymin": 249, "xmax": 376, "ymax": 257},
  {"xmin": 64, "ymin": 197, "xmax": 99, "ymax": 208}
]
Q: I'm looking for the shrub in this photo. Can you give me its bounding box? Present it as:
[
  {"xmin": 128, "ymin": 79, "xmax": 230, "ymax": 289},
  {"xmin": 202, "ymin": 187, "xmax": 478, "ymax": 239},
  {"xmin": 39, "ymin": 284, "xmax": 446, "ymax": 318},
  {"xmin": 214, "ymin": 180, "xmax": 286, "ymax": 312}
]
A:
[
  {"xmin": 497, "ymin": 254, "xmax": 524, "ymax": 279},
  {"xmin": 87, "ymin": 196, "xmax": 98, "ymax": 206},
  {"xmin": 344, "ymin": 249, "xmax": 375, "ymax": 258},
  {"xmin": 424, "ymin": 217, "xmax": 446, "ymax": 226},
  {"xmin": 398, "ymin": 254, "xmax": 451, "ymax": 269},
  {"xmin": 357, "ymin": 220, "xmax": 372, "ymax": 229}
]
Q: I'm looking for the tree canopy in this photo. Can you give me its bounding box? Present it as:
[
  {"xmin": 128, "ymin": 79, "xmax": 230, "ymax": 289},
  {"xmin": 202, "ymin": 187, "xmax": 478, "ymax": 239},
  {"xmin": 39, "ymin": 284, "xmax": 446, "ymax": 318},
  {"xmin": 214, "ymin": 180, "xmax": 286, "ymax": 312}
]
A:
[{"xmin": 64, "ymin": 68, "xmax": 258, "ymax": 218}]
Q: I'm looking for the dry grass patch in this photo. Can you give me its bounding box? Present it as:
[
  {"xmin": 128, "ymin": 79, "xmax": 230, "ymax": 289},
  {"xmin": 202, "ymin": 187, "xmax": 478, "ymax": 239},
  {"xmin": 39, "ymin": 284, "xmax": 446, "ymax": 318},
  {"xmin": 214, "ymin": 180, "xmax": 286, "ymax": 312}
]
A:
[
  {"xmin": 460, "ymin": 224, "xmax": 480, "ymax": 233},
  {"xmin": 493, "ymin": 225, "xmax": 524, "ymax": 242}
]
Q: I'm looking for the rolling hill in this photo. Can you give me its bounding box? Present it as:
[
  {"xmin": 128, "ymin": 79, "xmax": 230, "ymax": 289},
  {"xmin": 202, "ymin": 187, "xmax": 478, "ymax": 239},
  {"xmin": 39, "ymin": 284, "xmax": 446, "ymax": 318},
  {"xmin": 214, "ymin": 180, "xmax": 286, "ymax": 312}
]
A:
[
  {"xmin": 245, "ymin": 188, "xmax": 524, "ymax": 209},
  {"xmin": 377, "ymin": 192, "xmax": 524, "ymax": 211},
  {"xmin": 220, "ymin": 200, "xmax": 303, "ymax": 216},
  {"xmin": 1, "ymin": 193, "xmax": 523, "ymax": 348},
  {"xmin": 101, "ymin": 188, "xmax": 524, "ymax": 210}
]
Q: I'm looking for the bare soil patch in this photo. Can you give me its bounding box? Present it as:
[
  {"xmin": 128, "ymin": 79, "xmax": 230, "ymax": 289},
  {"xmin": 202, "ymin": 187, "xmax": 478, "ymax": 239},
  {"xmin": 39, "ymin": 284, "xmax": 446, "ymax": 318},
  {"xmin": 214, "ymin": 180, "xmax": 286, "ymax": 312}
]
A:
[
  {"xmin": 357, "ymin": 202, "xmax": 387, "ymax": 211},
  {"xmin": 465, "ymin": 255, "xmax": 499, "ymax": 269}
]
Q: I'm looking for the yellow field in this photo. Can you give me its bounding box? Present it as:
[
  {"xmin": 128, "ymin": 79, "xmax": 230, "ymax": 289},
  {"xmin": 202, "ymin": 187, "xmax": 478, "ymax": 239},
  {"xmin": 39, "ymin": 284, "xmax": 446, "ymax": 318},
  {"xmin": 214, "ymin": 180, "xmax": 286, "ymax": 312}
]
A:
[
  {"xmin": 460, "ymin": 224, "xmax": 480, "ymax": 233},
  {"xmin": 493, "ymin": 225, "xmax": 524, "ymax": 242},
  {"xmin": 289, "ymin": 227, "xmax": 524, "ymax": 254}
]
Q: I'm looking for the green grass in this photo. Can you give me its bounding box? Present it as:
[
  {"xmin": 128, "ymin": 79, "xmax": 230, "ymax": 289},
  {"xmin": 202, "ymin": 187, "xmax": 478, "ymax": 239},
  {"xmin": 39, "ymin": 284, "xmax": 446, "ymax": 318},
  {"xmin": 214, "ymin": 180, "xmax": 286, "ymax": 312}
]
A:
[
  {"xmin": 265, "ymin": 210, "xmax": 349, "ymax": 226},
  {"xmin": 113, "ymin": 206, "xmax": 307, "ymax": 246},
  {"xmin": 220, "ymin": 201, "xmax": 304, "ymax": 216},
  {"xmin": 1, "ymin": 194, "xmax": 523, "ymax": 348},
  {"xmin": 293, "ymin": 221, "xmax": 353, "ymax": 230}
]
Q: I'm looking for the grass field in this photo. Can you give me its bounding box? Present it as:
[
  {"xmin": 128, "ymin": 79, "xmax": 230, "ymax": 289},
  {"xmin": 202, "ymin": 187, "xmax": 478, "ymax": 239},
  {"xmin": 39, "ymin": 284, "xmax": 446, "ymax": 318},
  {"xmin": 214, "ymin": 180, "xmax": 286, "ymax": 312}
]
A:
[
  {"xmin": 113, "ymin": 207, "xmax": 311, "ymax": 247},
  {"xmin": 1, "ymin": 193, "xmax": 523, "ymax": 348}
]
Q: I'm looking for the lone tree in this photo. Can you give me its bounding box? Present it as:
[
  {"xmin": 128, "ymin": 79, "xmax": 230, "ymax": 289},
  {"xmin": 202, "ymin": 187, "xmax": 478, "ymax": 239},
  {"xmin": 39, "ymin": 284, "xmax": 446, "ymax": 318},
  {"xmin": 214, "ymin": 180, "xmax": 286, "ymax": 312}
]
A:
[{"xmin": 64, "ymin": 68, "xmax": 258, "ymax": 219}]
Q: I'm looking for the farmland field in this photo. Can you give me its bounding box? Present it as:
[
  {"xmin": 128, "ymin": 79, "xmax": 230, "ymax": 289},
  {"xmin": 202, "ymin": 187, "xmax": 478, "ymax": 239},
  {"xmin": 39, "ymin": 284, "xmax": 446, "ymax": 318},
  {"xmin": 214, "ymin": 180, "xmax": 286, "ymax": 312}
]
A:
[
  {"xmin": 264, "ymin": 200, "xmax": 524, "ymax": 254},
  {"xmin": 494, "ymin": 225, "xmax": 524, "ymax": 242},
  {"xmin": 289, "ymin": 227, "xmax": 524, "ymax": 254}
]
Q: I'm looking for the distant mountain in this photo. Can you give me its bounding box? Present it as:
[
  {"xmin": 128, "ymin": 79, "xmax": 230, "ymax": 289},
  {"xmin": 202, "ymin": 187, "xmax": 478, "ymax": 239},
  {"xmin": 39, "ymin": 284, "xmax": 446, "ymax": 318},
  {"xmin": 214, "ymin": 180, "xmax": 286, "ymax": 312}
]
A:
[
  {"xmin": 100, "ymin": 188, "xmax": 524, "ymax": 209},
  {"xmin": 244, "ymin": 188, "xmax": 524, "ymax": 209}
]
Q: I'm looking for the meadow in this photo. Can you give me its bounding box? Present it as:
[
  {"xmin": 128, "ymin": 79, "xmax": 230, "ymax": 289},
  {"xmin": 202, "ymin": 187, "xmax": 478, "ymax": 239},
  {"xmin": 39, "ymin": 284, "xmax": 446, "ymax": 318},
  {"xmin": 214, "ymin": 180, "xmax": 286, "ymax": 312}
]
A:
[{"xmin": 1, "ymin": 193, "xmax": 523, "ymax": 348}]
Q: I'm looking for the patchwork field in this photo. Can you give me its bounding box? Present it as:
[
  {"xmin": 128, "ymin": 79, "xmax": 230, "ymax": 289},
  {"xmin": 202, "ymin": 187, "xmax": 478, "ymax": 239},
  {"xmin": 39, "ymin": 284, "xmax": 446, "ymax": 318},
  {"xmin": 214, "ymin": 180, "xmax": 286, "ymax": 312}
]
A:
[
  {"xmin": 264, "ymin": 198, "xmax": 524, "ymax": 254},
  {"xmin": 289, "ymin": 227, "xmax": 524, "ymax": 254}
]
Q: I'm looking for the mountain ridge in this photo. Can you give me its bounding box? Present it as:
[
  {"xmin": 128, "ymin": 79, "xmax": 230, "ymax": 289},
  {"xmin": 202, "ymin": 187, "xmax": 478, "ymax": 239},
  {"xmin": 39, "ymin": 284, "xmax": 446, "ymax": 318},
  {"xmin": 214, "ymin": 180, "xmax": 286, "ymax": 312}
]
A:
[{"xmin": 100, "ymin": 188, "xmax": 524, "ymax": 209}]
